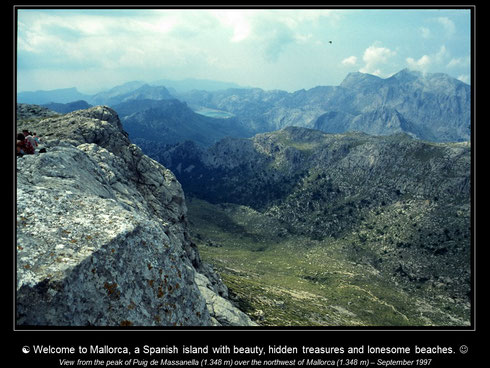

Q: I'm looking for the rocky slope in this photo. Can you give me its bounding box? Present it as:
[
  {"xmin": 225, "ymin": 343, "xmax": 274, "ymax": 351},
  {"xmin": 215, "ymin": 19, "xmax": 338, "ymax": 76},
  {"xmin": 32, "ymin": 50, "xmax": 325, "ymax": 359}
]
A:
[
  {"xmin": 17, "ymin": 103, "xmax": 61, "ymax": 121},
  {"xmin": 16, "ymin": 105, "xmax": 255, "ymax": 327},
  {"xmin": 159, "ymin": 127, "xmax": 471, "ymax": 325}
]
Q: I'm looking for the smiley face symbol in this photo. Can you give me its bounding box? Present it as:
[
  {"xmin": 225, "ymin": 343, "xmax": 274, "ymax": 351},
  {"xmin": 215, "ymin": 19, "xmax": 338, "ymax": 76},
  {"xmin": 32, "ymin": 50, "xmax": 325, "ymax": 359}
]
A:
[
  {"xmin": 22, "ymin": 346, "xmax": 30, "ymax": 354},
  {"xmin": 459, "ymin": 345, "xmax": 468, "ymax": 354}
]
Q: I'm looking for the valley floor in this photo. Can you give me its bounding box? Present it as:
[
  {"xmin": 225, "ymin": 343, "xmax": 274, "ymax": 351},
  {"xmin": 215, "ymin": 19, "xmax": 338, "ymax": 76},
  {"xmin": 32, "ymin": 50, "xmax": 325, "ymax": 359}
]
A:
[{"xmin": 187, "ymin": 198, "xmax": 470, "ymax": 327}]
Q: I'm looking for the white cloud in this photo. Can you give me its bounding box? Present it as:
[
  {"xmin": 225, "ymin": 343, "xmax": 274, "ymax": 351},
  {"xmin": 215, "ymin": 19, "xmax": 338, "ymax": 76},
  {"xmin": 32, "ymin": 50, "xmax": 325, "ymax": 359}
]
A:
[
  {"xmin": 405, "ymin": 45, "xmax": 449, "ymax": 73},
  {"xmin": 211, "ymin": 9, "xmax": 253, "ymax": 42},
  {"xmin": 18, "ymin": 9, "xmax": 345, "ymax": 90},
  {"xmin": 359, "ymin": 43, "xmax": 396, "ymax": 76},
  {"xmin": 209, "ymin": 9, "xmax": 341, "ymax": 62},
  {"xmin": 17, "ymin": 9, "xmax": 471, "ymax": 93},
  {"xmin": 342, "ymin": 56, "xmax": 357, "ymax": 66},
  {"xmin": 447, "ymin": 56, "xmax": 470, "ymax": 68},
  {"xmin": 436, "ymin": 17, "xmax": 456, "ymax": 37},
  {"xmin": 18, "ymin": 10, "xmax": 228, "ymax": 73},
  {"xmin": 435, "ymin": 45, "xmax": 448, "ymax": 63},
  {"xmin": 406, "ymin": 55, "xmax": 431, "ymax": 72}
]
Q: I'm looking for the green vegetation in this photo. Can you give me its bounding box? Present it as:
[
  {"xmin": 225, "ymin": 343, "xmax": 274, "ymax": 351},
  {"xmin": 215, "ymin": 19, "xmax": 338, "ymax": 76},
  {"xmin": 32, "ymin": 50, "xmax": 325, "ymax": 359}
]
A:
[
  {"xmin": 187, "ymin": 198, "xmax": 470, "ymax": 327},
  {"xmin": 160, "ymin": 126, "xmax": 470, "ymax": 327}
]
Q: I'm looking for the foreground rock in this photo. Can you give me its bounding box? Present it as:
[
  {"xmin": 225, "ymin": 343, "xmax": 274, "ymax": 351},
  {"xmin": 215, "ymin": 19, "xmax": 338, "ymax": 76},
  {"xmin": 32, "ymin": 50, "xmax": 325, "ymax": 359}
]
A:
[{"xmin": 16, "ymin": 105, "xmax": 255, "ymax": 327}]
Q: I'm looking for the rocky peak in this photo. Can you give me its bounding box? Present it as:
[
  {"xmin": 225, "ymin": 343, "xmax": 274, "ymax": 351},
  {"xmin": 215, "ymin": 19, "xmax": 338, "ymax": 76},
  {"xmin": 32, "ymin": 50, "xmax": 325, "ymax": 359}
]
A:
[
  {"xmin": 123, "ymin": 84, "xmax": 173, "ymax": 102},
  {"xmin": 16, "ymin": 105, "xmax": 255, "ymax": 327},
  {"xmin": 339, "ymin": 71, "xmax": 383, "ymax": 90},
  {"xmin": 391, "ymin": 67, "xmax": 421, "ymax": 78},
  {"xmin": 21, "ymin": 106, "xmax": 129, "ymax": 153}
]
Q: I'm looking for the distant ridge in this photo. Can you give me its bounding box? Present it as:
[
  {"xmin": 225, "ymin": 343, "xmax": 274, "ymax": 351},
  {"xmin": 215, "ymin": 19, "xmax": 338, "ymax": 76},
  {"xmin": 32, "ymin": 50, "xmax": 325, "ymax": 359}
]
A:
[
  {"xmin": 150, "ymin": 77, "xmax": 247, "ymax": 93},
  {"xmin": 17, "ymin": 87, "xmax": 91, "ymax": 105},
  {"xmin": 42, "ymin": 100, "xmax": 92, "ymax": 114},
  {"xmin": 178, "ymin": 68, "xmax": 471, "ymax": 142},
  {"xmin": 17, "ymin": 69, "xmax": 471, "ymax": 143}
]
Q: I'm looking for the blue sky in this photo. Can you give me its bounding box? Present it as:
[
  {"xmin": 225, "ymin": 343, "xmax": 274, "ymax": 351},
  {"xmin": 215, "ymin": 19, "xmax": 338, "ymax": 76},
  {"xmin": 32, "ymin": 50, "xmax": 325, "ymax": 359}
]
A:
[{"xmin": 16, "ymin": 7, "xmax": 472, "ymax": 93}]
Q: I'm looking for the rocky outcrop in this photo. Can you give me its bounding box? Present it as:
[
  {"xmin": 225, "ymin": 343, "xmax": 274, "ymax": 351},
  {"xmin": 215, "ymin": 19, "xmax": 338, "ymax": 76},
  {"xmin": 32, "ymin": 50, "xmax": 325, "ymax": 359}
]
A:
[
  {"xmin": 17, "ymin": 103, "xmax": 60, "ymax": 122},
  {"xmin": 16, "ymin": 105, "xmax": 255, "ymax": 327}
]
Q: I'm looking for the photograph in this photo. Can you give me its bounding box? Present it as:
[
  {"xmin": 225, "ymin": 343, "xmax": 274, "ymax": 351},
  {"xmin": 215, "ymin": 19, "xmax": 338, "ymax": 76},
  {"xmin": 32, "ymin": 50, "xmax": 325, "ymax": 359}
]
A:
[{"xmin": 11, "ymin": 4, "xmax": 478, "ymax": 367}]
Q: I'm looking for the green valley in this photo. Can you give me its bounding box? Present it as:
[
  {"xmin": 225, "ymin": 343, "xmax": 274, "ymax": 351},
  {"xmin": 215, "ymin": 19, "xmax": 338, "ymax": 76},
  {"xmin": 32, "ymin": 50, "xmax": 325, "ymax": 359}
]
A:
[{"xmin": 187, "ymin": 196, "xmax": 470, "ymax": 327}]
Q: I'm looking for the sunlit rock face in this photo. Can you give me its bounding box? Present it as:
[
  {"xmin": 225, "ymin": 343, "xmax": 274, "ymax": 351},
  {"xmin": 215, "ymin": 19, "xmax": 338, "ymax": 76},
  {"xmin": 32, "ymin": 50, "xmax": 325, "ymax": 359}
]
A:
[{"xmin": 16, "ymin": 106, "xmax": 255, "ymax": 327}]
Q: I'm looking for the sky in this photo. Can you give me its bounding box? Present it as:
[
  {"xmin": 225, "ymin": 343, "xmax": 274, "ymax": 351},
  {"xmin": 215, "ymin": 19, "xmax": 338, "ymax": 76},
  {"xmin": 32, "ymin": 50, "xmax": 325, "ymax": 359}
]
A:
[{"xmin": 16, "ymin": 7, "xmax": 472, "ymax": 93}]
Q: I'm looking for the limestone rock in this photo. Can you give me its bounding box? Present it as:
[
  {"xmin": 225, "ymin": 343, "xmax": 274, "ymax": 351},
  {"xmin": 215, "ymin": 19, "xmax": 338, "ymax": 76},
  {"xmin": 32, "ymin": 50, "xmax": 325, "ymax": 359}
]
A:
[
  {"xmin": 194, "ymin": 272, "xmax": 258, "ymax": 327},
  {"xmin": 16, "ymin": 106, "xmax": 255, "ymax": 327}
]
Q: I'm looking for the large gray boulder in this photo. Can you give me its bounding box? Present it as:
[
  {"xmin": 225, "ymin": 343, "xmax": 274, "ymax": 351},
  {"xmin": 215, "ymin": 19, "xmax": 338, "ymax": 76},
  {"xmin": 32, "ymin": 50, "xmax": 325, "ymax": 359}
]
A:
[{"xmin": 16, "ymin": 106, "xmax": 255, "ymax": 327}]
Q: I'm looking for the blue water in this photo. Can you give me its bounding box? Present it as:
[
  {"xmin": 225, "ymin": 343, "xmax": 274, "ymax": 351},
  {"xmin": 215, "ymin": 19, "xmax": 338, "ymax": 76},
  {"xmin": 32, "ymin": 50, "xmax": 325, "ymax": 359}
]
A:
[{"xmin": 194, "ymin": 107, "xmax": 234, "ymax": 119}]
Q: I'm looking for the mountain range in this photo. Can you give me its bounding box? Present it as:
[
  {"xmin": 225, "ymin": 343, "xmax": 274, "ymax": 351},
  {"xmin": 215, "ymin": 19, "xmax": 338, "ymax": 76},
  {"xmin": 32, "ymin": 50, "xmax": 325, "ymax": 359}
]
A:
[
  {"xmin": 177, "ymin": 69, "xmax": 470, "ymax": 142},
  {"xmin": 18, "ymin": 69, "xmax": 471, "ymax": 144}
]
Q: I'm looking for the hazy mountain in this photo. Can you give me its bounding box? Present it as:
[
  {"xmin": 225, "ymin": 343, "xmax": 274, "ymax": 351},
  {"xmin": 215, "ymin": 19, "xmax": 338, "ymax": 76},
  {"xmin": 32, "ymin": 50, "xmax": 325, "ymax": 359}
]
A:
[
  {"xmin": 314, "ymin": 107, "xmax": 425, "ymax": 138},
  {"xmin": 178, "ymin": 69, "xmax": 470, "ymax": 142},
  {"xmin": 151, "ymin": 77, "xmax": 247, "ymax": 93},
  {"xmin": 17, "ymin": 77, "xmax": 244, "ymax": 106},
  {"xmin": 113, "ymin": 98, "xmax": 252, "ymax": 148},
  {"xmin": 42, "ymin": 100, "xmax": 92, "ymax": 114},
  {"xmin": 17, "ymin": 87, "xmax": 91, "ymax": 105},
  {"xmin": 88, "ymin": 81, "xmax": 146, "ymax": 105},
  {"xmin": 89, "ymin": 83, "xmax": 173, "ymax": 106},
  {"xmin": 335, "ymin": 69, "xmax": 471, "ymax": 141},
  {"xmin": 17, "ymin": 69, "xmax": 470, "ymax": 143}
]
